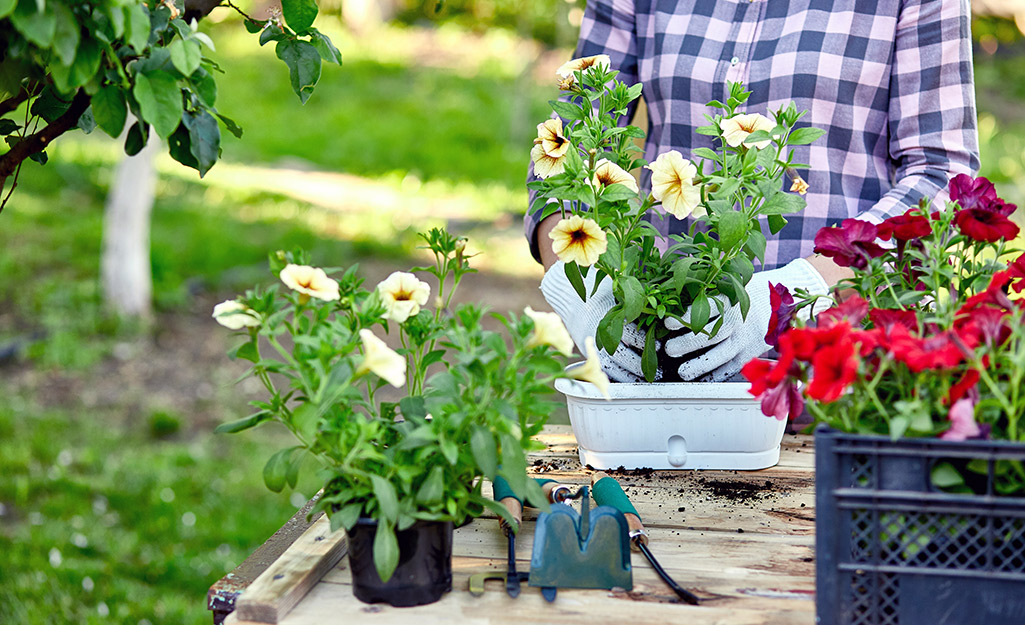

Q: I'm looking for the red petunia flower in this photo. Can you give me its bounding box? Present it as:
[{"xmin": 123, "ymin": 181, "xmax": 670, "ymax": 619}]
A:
[
  {"xmin": 760, "ymin": 379, "xmax": 805, "ymax": 422},
  {"xmin": 878, "ymin": 209, "xmax": 932, "ymax": 241},
  {"xmin": 954, "ymin": 208, "xmax": 1020, "ymax": 243},
  {"xmin": 869, "ymin": 308, "xmax": 919, "ymax": 333},
  {"xmin": 806, "ymin": 337, "xmax": 859, "ymax": 402},
  {"xmin": 888, "ymin": 325, "xmax": 973, "ymax": 373},
  {"xmin": 818, "ymin": 296, "xmax": 870, "ymax": 329},
  {"xmin": 947, "ymin": 368, "xmax": 980, "ymax": 405},
  {"xmin": 949, "ymin": 174, "xmax": 1015, "ymax": 215},
  {"xmin": 813, "ymin": 219, "xmax": 888, "ymax": 270},
  {"xmin": 1008, "ymin": 254, "xmax": 1025, "ymax": 294},
  {"xmin": 765, "ymin": 283, "xmax": 797, "ymax": 348}
]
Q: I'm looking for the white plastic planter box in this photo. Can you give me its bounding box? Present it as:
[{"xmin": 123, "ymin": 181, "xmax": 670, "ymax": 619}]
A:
[{"xmin": 554, "ymin": 379, "xmax": 786, "ymax": 470}]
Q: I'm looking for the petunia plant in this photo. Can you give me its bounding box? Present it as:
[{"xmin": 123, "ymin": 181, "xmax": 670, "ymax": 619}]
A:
[
  {"xmin": 212, "ymin": 228, "xmax": 609, "ymax": 581},
  {"xmin": 529, "ymin": 57, "xmax": 823, "ymax": 381},
  {"xmin": 744, "ymin": 174, "xmax": 1025, "ymax": 493}
]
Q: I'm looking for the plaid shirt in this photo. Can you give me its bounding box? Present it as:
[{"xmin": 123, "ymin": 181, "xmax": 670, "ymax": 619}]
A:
[{"xmin": 526, "ymin": 0, "xmax": 980, "ymax": 269}]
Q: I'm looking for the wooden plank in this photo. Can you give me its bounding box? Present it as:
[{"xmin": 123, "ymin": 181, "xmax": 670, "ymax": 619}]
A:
[{"xmin": 234, "ymin": 515, "xmax": 349, "ymax": 623}]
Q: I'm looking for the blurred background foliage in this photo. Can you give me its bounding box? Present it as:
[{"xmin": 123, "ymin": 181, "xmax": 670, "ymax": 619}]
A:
[{"xmin": 1, "ymin": 3, "xmax": 1024, "ymax": 624}]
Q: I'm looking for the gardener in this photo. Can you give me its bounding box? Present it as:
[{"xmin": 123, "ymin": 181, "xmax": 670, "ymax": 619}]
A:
[{"xmin": 529, "ymin": 0, "xmax": 980, "ymax": 382}]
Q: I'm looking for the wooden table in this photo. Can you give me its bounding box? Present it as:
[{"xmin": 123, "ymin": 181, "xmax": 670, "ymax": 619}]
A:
[{"xmin": 210, "ymin": 425, "xmax": 817, "ymax": 625}]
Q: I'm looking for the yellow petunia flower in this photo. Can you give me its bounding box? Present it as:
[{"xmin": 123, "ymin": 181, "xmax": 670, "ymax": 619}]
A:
[
  {"xmin": 592, "ymin": 159, "xmax": 639, "ymax": 194},
  {"xmin": 531, "ymin": 143, "xmax": 567, "ymax": 179},
  {"xmin": 524, "ymin": 306, "xmax": 574, "ymax": 356},
  {"xmin": 376, "ymin": 271, "xmax": 431, "ymax": 323},
  {"xmin": 212, "ymin": 300, "xmax": 260, "ymax": 330},
  {"xmin": 647, "ymin": 151, "xmax": 703, "ymax": 220},
  {"xmin": 549, "ymin": 215, "xmax": 608, "ymax": 267},
  {"xmin": 279, "ymin": 264, "xmax": 340, "ymax": 301},
  {"xmin": 556, "ymin": 55, "xmax": 612, "ymax": 84},
  {"xmin": 534, "ymin": 119, "xmax": 570, "ymax": 159},
  {"xmin": 720, "ymin": 113, "xmax": 775, "ymax": 150},
  {"xmin": 356, "ymin": 329, "xmax": 406, "ymax": 388},
  {"xmin": 790, "ymin": 174, "xmax": 810, "ymax": 195},
  {"xmin": 567, "ymin": 337, "xmax": 611, "ymax": 399}
]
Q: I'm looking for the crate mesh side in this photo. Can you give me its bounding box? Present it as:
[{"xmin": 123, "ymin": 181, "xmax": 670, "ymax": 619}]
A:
[{"xmin": 845, "ymin": 570, "xmax": 899, "ymax": 625}]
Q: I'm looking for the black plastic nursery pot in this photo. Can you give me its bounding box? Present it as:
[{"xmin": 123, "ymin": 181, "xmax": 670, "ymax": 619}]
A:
[
  {"xmin": 347, "ymin": 517, "xmax": 453, "ymax": 607},
  {"xmin": 815, "ymin": 426, "xmax": 1025, "ymax": 625}
]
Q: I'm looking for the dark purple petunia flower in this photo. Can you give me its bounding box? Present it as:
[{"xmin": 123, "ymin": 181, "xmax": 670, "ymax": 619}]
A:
[
  {"xmin": 765, "ymin": 282, "xmax": 796, "ymax": 348},
  {"xmin": 813, "ymin": 219, "xmax": 887, "ymax": 270},
  {"xmin": 949, "ymin": 174, "xmax": 1017, "ymax": 216}
]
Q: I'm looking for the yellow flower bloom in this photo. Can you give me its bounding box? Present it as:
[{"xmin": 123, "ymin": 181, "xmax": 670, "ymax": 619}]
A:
[
  {"xmin": 356, "ymin": 329, "xmax": 406, "ymax": 388},
  {"xmin": 524, "ymin": 307, "xmax": 574, "ymax": 356},
  {"xmin": 790, "ymin": 175, "xmax": 809, "ymax": 195},
  {"xmin": 567, "ymin": 337, "xmax": 611, "ymax": 399},
  {"xmin": 556, "ymin": 55, "xmax": 612, "ymax": 82},
  {"xmin": 279, "ymin": 264, "xmax": 340, "ymax": 301},
  {"xmin": 549, "ymin": 215, "xmax": 608, "ymax": 267},
  {"xmin": 376, "ymin": 271, "xmax": 431, "ymax": 323},
  {"xmin": 592, "ymin": 159, "xmax": 639, "ymax": 194},
  {"xmin": 212, "ymin": 300, "xmax": 260, "ymax": 330},
  {"xmin": 720, "ymin": 113, "xmax": 775, "ymax": 149},
  {"xmin": 647, "ymin": 151, "xmax": 703, "ymax": 219},
  {"xmin": 531, "ymin": 143, "xmax": 567, "ymax": 179},
  {"xmin": 534, "ymin": 119, "xmax": 570, "ymax": 158}
]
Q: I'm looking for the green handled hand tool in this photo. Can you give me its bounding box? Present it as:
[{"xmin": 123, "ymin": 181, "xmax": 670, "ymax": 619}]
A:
[{"xmin": 591, "ymin": 471, "xmax": 700, "ymax": 605}]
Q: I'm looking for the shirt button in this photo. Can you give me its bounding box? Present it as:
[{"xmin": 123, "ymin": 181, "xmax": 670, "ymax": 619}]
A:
[{"xmin": 730, "ymin": 56, "xmax": 740, "ymax": 66}]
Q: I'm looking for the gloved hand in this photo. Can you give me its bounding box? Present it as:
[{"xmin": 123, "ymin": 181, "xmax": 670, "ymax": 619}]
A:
[
  {"xmin": 664, "ymin": 258, "xmax": 830, "ymax": 382},
  {"xmin": 540, "ymin": 261, "xmax": 654, "ymax": 383}
]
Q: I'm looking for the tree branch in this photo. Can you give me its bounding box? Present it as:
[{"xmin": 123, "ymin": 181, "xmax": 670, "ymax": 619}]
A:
[{"xmin": 0, "ymin": 89, "xmax": 91, "ymax": 196}]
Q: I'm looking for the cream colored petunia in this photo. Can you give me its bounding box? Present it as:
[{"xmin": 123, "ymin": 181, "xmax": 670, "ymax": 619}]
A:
[
  {"xmin": 566, "ymin": 337, "xmax": 611, "ymax": 399},
  {"xmin": 790, "ymin": 175, "xmax": 810, "ymax": 195},
  {"xmin": 720, "ymin": 113, "xmax": 775, "ymax": 149},
  {"xmin": 646, "ymin": 151, "xmax": 703, "ymax": 219},
  {"xmin": 280, "ymin": 264, "xmax": 340, "ymax": 301},
  {"xmin": 549, "ymin": 215, "xmax": 608, "ymax": 267},
  {"xmin": 556, "ymin": 55, "xmax": 612, "ymax": 81},
  {"xmin": 212, "ymin": 300, "xmax": 260, "ymax": 330},
  {"xmin": 356, "ymin": 329, "xmax": 406, "ymax": 388},
  {"xmin": 531, "ymin": 143, "xmax": 568, "ymax": 179},
  {"xmin": 592, "ymin": 159, "xmax": 639, "ymax": 194},
  {"xmin": 376, "ymin": 271, "xmax": 431, "ymax": 323},
  {"xmin": 534, "ymin": 119, "xmax": 570, "ymax": 159},
  {"xmin": 524, "ymin": 306, "xmax": 574, "ymax": 356}
]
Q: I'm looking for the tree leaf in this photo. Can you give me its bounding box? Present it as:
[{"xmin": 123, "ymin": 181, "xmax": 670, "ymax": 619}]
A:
[
  {"xmin": 92, "ymin": 86, "xmax": 127, "ymax": 138},
  {"xmin": 372, "ymin": 519, "xmax": 399, "ymax": 582},
  {"xmin": 10, "ymin": 1, "xmax": 56, "ymax": 48},
  {"xmin": 309, "ymin": 28, "xmax": 341, "ymax": 64},
  {"xmin": 217, "ymin": 113, "xmax": 243, "ymax": 139},
  {"xmin": 134, "ymin": 70, "xmax": 183, "ymax": 138},
  {"xmin": 0, "ymin": 0, "xmax": 16, "ymax": 19},
  {"xmin": 51, "ymin": 2, "xmax": 80, "ymax": 66},
  {"xmin": 168, "ymin": 122, "xmax": 198, "ymax": 168},
  {"xmin": 183, "ymin": 108, "xmax": 220, "ymax": 177},
  {"xmin": 275, "ymin": 39, "xmax": 322, "ymax": 104},
  {"xmin": 370, "ymin": 475, "xmax": 399, "ymax": 523},
  {"xmin": 123, "ymin": 4, "xmax": 151, "ymax": 53},
  {"xmin": 124, "ymin": 121, "xmax": 149, "ymax": 156},
  {"xmin": 281, "ymin": 0, "xmax": 319, "ymax": 33},
  {"xmin": 169, "ymin": 38, "xmax": 202, "ymax": 77}
]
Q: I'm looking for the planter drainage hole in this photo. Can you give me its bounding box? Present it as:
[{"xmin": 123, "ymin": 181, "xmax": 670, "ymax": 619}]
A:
[{"xmin": 667, "ymin": 435, "xmax": 687, "ymax": 467}]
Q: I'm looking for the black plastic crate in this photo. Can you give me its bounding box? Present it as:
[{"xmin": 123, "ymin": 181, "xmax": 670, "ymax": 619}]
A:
[{"xmin": 815, "ymin": 426, "xmax": 1025, "ymax": 625}]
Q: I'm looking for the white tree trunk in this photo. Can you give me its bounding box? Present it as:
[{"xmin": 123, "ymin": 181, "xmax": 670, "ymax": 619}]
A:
[{"xmin": 101, "ymin": 128, "xmax": 159, "ymax": 319}]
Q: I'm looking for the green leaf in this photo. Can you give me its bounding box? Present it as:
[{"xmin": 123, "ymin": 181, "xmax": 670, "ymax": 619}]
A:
[
  {"xmin": 727, "ymin": 273, "xmax": 750, "ymax": 318},
  {"xmin": 230, "ymin": 339, "xmax": 259, "ymax": 363},
  {"xmin": 563, "ymin": 262, "xmax": 586, "ymax": 301},
  {"xmin": 168, "ymin": 38, "xmax": 202, "ymax": 77},
  {"xmin": 217, "ymin": 113, "xmax": 243, "ymax": 139},
  {"xmin": 124, "ymin": 4, "xmax": 151, "ymax": 53},
  {"xmin": 309, "ymin": 28, "xmax": 341, "ymax": 64},
  {"xmin": 745, "ymin": 230, "xmax": 767, "ymax": 264},
  {"xmin": 190, "ymin": 67, "xmax": 217, "ymax": 107},
  {"xmin": 275, "ymin": 39, "xmax": 322, "ymax": 104},
  {"xmin": 50, "ymin": 38, "xmax": 101, "ymax": 92},
  {"xmin": 470, "ymin": 429, "xmax": 497, "ymax": 479},
  {"xmin": 10, "ymin": 1, "xmax": 56, "ymax": 48},
  {"xmin": 596, "ymin": 307, "xmax": 624, "ymax": 354},
  {"xmin": 716, "ymin": 210, "xmax": 747, "ymax": 251},
  {"xmin": 92, "ymin": 86, "xmax": 127, "ymax": 138},
  {"xmin": 263, "ymin": 447, "xmax": 295, "ymax": 493},
  {"xmin": 183, "ymin": 108, "xmax": 220, "ymax": 177},
  {"xmin": 290, "ymin": 403, "xmax": 320, "ymax": 444},
  {"xmin": 370, "ymin": 475, "xmax": 399, "ymax": 523},
  {"xmin": 281, "ymin": 0, "xmax": 319, "ymax": 33},
  {"xmin": 168, "ymin": 122, "xmax": 198, "ymax": 169},
  {"xmin": 134, "ymin": 70, "xmax": 183, "ymax": 138},
  {"xmin": 690, "ymin": 293, "xmax": 710, "ymax": 332},
  {"xmin": 372, "ymin": 519, "xmax": 399, "ymax": 582},
  {"xmin": 549, "ymin": 100, "xmax": 585, "ymax": 121},
  {"xmin": 0, "ymin": 119, "xmax": 18, "ymax": 135},
  {"xmin": 788, "ymin": 126, "xmax": 826, "ymax": 145},
  {"xmin": 930, "ymin": 462, "xmax": 967, "ymax": 490},
  {"xmin": 124, "ymin": 121, "xmax": 149, "ymax": 156},
  {"xmin": 51, "ymin": 2, "xmax": 80, "ymax": 66},
  {"xmin": 331, "ymin": 503, "xmax": 362, "ymax": 532},
  {"xmin": 0, "ymin": 0, "xmax": 15, "ymax": 19},
  {"xmin": 761, "ymin": 190, "xmax": 806, "ymax": 215},
  {"xmin": 767, "ymin": 214, "xmax": 788, "ymax": 235},
  {"xmin": 692, "ymin": 147, "xmax": 718, "ymax": 161},
  {"xmin": 215, "ymin": 411, "xmax": 271, "ymax": 434},
  {"xmin": 641, "ymin": 326, "xmax": 658, "ymax": 382},
  {"xmin": 416, "ymin": 466, "xmax": 444, "ymax": 505},
  {"xmin": 888, "ymin": 415, "xmax": 910, "ymax": 440},
  {"xmin": 621, "ymin": 275, "xmax": 644, "ymax": 323}
]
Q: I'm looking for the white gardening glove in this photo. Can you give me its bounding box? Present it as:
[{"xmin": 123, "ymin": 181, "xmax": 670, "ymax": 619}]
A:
[
  {"xmin": 540, "ymin": 261, "xmax": 652, "ymax": 383},
  {"xmin": 664, "ymin": 258, "xmax": 830, "ymax": 382}
]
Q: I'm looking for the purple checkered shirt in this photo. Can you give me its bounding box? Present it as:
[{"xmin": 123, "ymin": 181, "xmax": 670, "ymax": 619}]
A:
[{"xmin": 525, "ymin": 0, "xmax": 980, "ymax": 270}]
